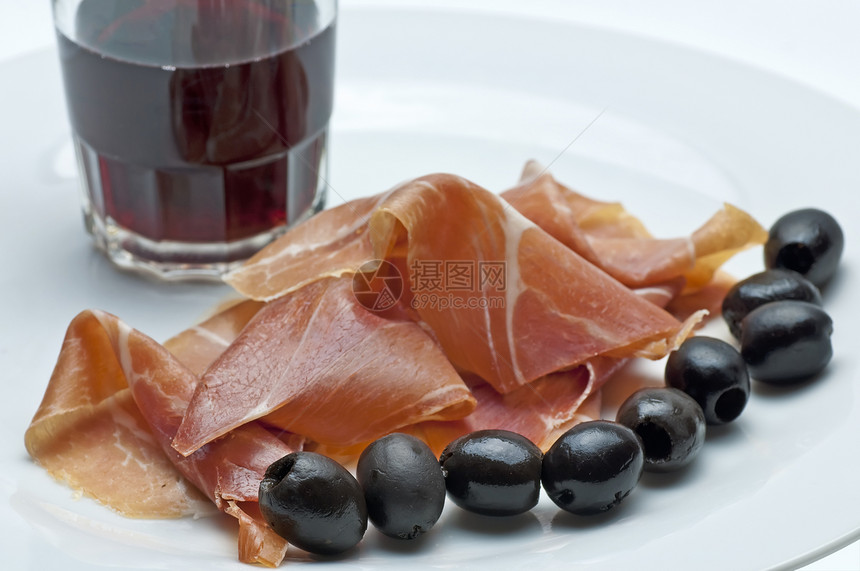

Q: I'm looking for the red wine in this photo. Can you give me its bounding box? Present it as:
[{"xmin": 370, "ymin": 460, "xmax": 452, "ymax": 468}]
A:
[{"xmin": 57, "ymin": 0, "xmax": 335, "ymax": 258}]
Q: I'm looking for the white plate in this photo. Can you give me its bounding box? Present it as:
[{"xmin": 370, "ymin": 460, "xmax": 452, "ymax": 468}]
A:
[{"xmin": 2, "ymin": 3, "xmax": 860, "ymax": 571}]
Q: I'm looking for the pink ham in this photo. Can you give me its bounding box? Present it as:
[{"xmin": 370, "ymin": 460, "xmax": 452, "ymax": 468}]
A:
[
  {"xmin": 164, "ymin": 299, "xmax": 265, "ymax": 375},
  {"xmin": 406, "ymin": 277, "xmax": 693, "ymax": 454},
  {"xmin": 412, "ymin": 358, "xmax": 624, "ymax": 455},
  {"xmin": 24, "ymin": 311, "xmax": 210, "ymax": 520},
  {"xmin": 501, "ymin": 160, "xmax": 767, "ymax": 291},
  {"xmin": 225, "ymin": 191, "xmax": 392, "ymax": 302},
  {"xmin": 171, "ymin": 276, "xmax": 476, "ymax": 455},
  {"xmin": 227, "ymin": 173, "xmax": 702, "ymax": 394},
  {"xmin": 368, "ymin": 174, "xmax": 699, "ymax": 394},
  {"xmin": 25, "ymin": 310, "xmax": 300, "ymax": 567}
]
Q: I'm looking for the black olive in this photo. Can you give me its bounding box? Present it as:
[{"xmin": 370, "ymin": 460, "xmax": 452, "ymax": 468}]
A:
[
  {"xmin": 722, "ymin": 269, "xmax": 822, "ymax": 340},
  {"xmin": 665, "ymin": 336, "xmax": 750, "ymax": 424},
  {"xmin": 356, "ymin": 433, "xmax": 446, "ymax": 540},
  {"xmin": 259, "ymin": 451, "xmax": 367, "ymax": 555},
  {"xmin": 615, "ymin": 388, "xmax": 706, "ymax": 471},
  {"xmin": 764, "ymin": 208, "xmax": 844, "ymax": 287},
  {"xmin": 740, "ymin": 300, "xmax": 833, "ymax": 384},
  {"xmin": 541, "ymin": 420, "xmax": 643, "ymax": 515},
  {"xmin": 439, "ymin": 429, "xmax": 542, "ymax": 517}
]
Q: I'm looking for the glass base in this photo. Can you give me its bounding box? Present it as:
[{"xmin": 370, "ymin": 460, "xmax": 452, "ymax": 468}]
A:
[
  {"xmin": 75, "ymin": 140, "xmax": 328, "ymax": 282},
  {"xmin": 81, "ymin": 198, "xmax": 324, "ymax": 282}
]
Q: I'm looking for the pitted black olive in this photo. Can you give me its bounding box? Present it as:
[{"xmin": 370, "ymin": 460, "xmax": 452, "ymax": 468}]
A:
[
  {"xmin": 259, "ymin": 452, "xmax": 367, "ymax": 555},
  {"xmin": 439, "ymin": 429, "xmax": 542, "ymax": 517},
  {"xmin": 764, "ymin": 208, "xmax": 844, "ymax": 287},
  {"xmin": 541, "ymin": 420, "xmax": 644, "ymax": 515},
  {"xmin": 722, "ymin": 269, "xmax": 822, "ymax": 340},
  {"xmin": 740, "ymin": 300, "xmax": 833, "ymax": 384},
  {"xmin": 665, "ymin": 336, "xmax": 750, "ymax": 424},
  {"xmin": 357, "ymin": 433, "xmax": 446, "ymax": 539},
  {"xmin": 616, "ymin": 388, "xmax": 706, "ymax": 471}
]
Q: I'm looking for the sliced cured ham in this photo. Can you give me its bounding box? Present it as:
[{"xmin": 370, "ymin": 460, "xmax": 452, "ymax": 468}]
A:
[
  {"xmin": 225, "ymin": 172, "xmax": 702, "ymax": 394},
  {"xmin": 369, "ymin": 174, "xmax": 699, "ymax": 393},
  {"xmin": 164, "ymin": 299, "xmax": 264, "ymax": 375},
  {"xmin": 501, "ymin": 160, "xmax": 768, "ymax": 290},
  {"xmin": 25, "ymin": 310, "xmax": 301, "ymax": 567},
  {"xmin": 172, "ymin": 276, "xmax": 477, "ymax": 456},
  {"xmin": 411, "ymin": 358, "xmax": 624, "ymax": 455},
  {"xmin": 405, "ymin": 273, "xmax": 692, "ymax": 455},
  {"xmin": 26, "ymin": 163, "xmax": 768, "ymax": 567},
  {"xmin": 225, "ymin": 192, "xmax": 391, "ymax": 301},
  {"xmin": 182, "ymin": 271, "xmax": 688, "ymax": 467},
  {"xmin": 24, "ymin": 311, "xmax": 210, "ymax": 519},
  {"xmin": 114, "ymin": 311, "xmax": 300, "ymax": 566},
  {"xmin": 226, "ymin": 161, "xmax": 763, "ymax": 305}
]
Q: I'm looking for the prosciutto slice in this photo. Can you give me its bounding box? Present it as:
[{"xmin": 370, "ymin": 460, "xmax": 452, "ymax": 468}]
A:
[
  {"xmin": 411, "ymin": 358, "xmax": 624, "ymax": 455},
  {"xmin": 225, "ymin": 192, "xmax": 390, "ymax": 302},
  {"xmin": 227, "ymin": 173, "xmax": 698, "ymax": 394},
  {"xmin": 164, "ymin": 299, "xmax": 264, "ymax": 375},
  {"xmin": 173, "ymin": 287, "xmax": 672, "ymax": 461},
  {"xmin": 25, "ymin": 310, "xmax": 300, "ymax": 567},
  {"xmin": 24, "ymin": 311, "xmax": 210, "ymax": 519},
  {"xmin": 172, "ymin": 276, "xmax": 476, "ymax": 456},
  {"xmin": 501, "ymin": 160, "xmax": 768, "ymax": 290},
  {"xmin": 405, "ymin": 276, "xmax": 692, "ymax": 454},
  {"xmin": 368, "ymin": 174, "xmax": 697, "ymax": 393},
  {"xmin": 225, "ymin": 162, "xmax": 764, "ymax": 304}
]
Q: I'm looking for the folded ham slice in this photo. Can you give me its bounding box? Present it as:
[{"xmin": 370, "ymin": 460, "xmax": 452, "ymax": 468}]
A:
[
  {"xmin": 225, "ymin": 192, "xmax": 390, "ymax": 302},
  {"xmin": 25, "ymin": 310, "xmax": 300, "ymax": 567},
  {"xmin": 406, "ymin": 276, "xmax": 695, "ymax": 454},
  {"xmin": 166, "ymin": 282, "xmax": 679, "ymax": 464},
  {"xmin": 410, "ymin": 359, "xmax": 623, "ymax": 455},
  {"xmin": 502, "ymin": 160, "xmax": 768, "ymax": 291},
  {"xmin": 164, "ymin": 299, "xmax": 265, "ymax": 375},
  {"xmin": 172, "ymin": 276, "xmax": 476, "ymax": 455},
  {"xmin": 369, "ymin": 174, "xmax": 698, "ymax": 393},
  {"xmin": 227, "ymin": 173, "xmax": 699, "ymax": 396},
  {"xmin": 24, "ymin": 311, "xmax": 210, "ymax": 519}
]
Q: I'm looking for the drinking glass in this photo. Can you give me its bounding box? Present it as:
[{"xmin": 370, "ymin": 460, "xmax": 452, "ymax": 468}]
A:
[{"xmin": 52, "ymin": 0, "xmax": 337, "ymax": 279}]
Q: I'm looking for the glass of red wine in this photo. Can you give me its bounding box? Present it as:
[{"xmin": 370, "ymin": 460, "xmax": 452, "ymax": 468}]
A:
[{"xmin": 52, "ymin": 0, "xmax": 337, "ymax": 279}]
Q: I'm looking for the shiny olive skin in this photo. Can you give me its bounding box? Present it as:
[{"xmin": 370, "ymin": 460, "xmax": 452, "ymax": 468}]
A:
[
  {"xmin": 665, "ymin": 336, "xmax": 750, "ymax": 425},
  {"xmin": 616, "ymin": 388, "xmax": 706, "ymax": 472},
  {"xmin": 356, "ymin": 433, "xmax": 446, "ymax": 539},
  {"xmin": 439, "ymin": 429, "xmax": 542, "ymax": 517},
  {"xmin": 740, "ymin": 300, "xmax": 833, "ymax": 384},
  {"xmin": 259, "ymin": 452, "xmax": 367, "ymax": 555},
  {"xmin": 541, "ymin": 420, "xmax": 644, "ymax": 515},
  {"xmin": 722, "ymin": 269, "xmax": 822, "ymax": 340},
  {"xmin": 764, "ymin": 208, "xmax": 844, "ymax": 287}
]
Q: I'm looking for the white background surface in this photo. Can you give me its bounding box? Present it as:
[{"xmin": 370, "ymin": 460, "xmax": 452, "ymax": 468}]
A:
[{"xmin": 1, "ymin": 1, "xmax": 858, "ymax": 569}]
